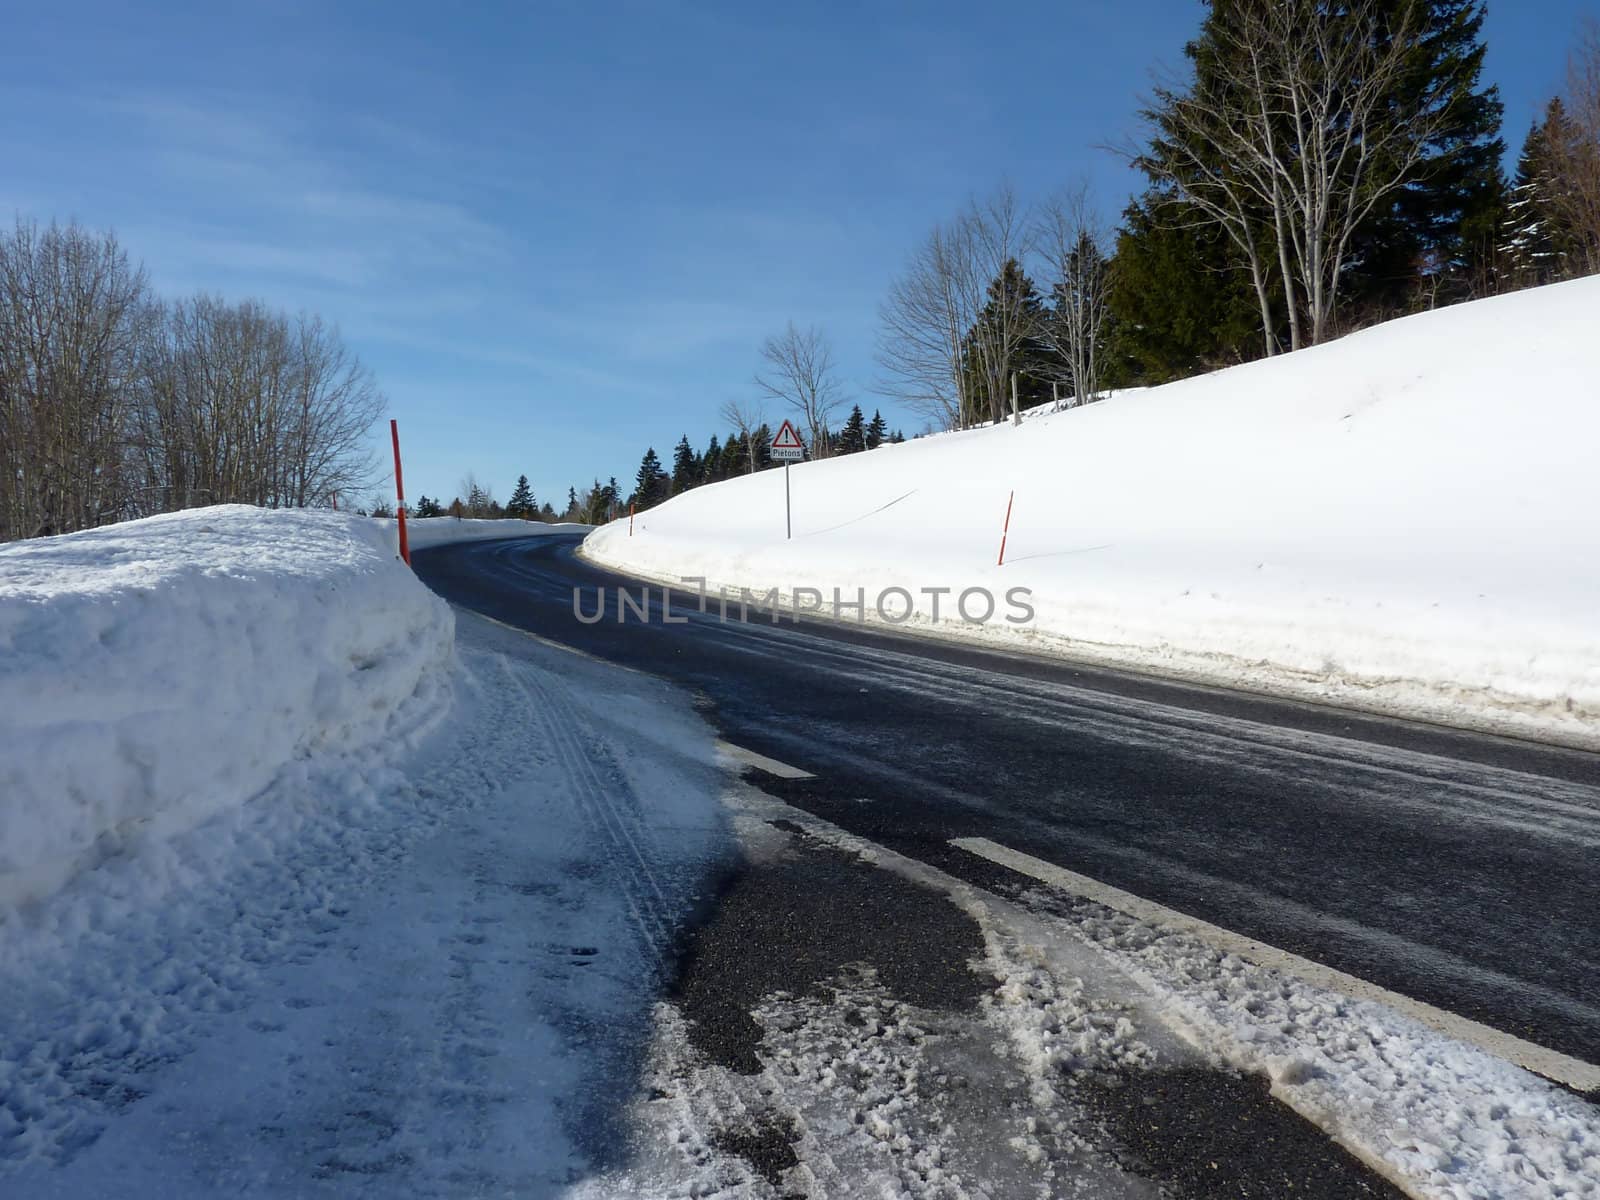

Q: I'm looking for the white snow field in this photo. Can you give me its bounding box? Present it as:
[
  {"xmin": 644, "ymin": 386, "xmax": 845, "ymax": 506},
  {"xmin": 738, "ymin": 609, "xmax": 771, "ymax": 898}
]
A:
[
  {"xmin": 0, "ymin": 512, "xmax": 730, "ymax": 1193},
  {"xmin": 586, "ymin": 276, "xmax": 1600, "ymax": 747}
]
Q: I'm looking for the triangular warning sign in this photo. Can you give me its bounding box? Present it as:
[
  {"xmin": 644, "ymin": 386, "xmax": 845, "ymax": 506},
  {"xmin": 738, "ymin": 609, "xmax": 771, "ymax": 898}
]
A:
[{"xmin": 772, "ymin": 420, "xmax": 806, "ymax": 450}]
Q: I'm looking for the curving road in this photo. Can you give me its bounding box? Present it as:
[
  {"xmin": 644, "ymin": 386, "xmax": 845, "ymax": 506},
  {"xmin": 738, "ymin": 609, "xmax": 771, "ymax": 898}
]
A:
[{"xmin": 413, "ymin": 532, "xmax": 1600, "ymax": 1076}]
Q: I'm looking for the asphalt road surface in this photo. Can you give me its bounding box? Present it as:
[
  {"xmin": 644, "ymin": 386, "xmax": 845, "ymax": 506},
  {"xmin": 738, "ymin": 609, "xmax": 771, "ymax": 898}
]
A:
[{"xmin": 413, "ymin": 532, "xmax": 1600, "ymax": 1075}]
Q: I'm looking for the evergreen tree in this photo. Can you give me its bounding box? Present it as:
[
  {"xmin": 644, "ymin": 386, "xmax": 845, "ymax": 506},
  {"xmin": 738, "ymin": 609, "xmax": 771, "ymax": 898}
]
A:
[
  {"xmin": 1104, "ymin": 190, "xmax": 1268, "ymax": 384},
  {"xmin": 1349, "ymin": 0, "xmax": 1506, "ymax": 309},
  {"xmin": 565, "ymin": 486, "xmax": 579, "ymax": 520},
  {"xmin": 890, "ymin": 430, "xmax": 906, "ymax": 444},
  {"xmin": 582, "ymin": 478, "xmax": 606, "ymax": 524},
  {"xmin": 1500, "ymin": 100, "xmax": 1582, "ymax": 289},
  {"xmin": 836, "ymin": 405, "xmax": 867, "ymax": 454},
  {"xmin": 865, "ymin": 410, "xmax": 888, "ymax": 450},
  {"xmin": 506, "ymin": 474, "xmax": 536, "ymax": 519},
  {"xmin": 538, "ymin": 501, "xmax": 556, "ymax": 521},
  {"xmin": 702, "ymin": 434, "xmax": 723, "ymax": 483},
  {"xmin": 634, "ymin": 449, "xmax": 669, "ymax": 509},
  {"xmin": 413, "ymin": 495, "xmax": 443, "ymax": 518},
  {"xmin": 670, "ymin": 434, "xmax": 700, "ymax": 494},
  {"xmin": 958, "ymin": 259, "xmax": 1055, "ymax": 425},
  {"xmin": 750, "ymin": 424, "xmax": 773, "ymax": 470}
]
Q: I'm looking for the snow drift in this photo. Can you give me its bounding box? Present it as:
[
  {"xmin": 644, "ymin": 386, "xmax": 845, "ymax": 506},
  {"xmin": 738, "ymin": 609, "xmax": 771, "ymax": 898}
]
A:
[
  {"xmin": 0, "ymin": 506, "xmax": 454, "ymax": 908},
  {"xmin": 586, "ymin": 276, "xmax": 1600, "ymax": 745}
]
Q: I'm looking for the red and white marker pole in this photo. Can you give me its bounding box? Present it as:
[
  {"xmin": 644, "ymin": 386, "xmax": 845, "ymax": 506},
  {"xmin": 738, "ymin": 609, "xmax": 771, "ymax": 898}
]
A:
[
  {"xmin": 997, "ymin": 490, "xmax": 1014, "ymax": 567},
  {"xmin": 390, "ymin": 418, "xmax": 410, "ymax": 566}
]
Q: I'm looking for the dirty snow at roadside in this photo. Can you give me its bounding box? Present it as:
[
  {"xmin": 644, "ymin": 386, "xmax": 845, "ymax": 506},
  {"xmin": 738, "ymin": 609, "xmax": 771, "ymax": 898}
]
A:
[
  {"xmin": 657, "ymin": 794, "xmax": 1600, "ymax": 1200},
  {"xmin": 0, "ymin": 511, "xmax": 729, "ymax": 1194},
  {"xmin": 585, "ymin": 276, "xmax": 1600, "ymax": 747}
]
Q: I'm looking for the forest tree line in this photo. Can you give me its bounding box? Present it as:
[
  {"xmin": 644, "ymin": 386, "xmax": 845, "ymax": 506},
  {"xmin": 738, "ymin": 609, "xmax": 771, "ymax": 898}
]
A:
[{"xmin": 0, "ymin": 219, "xmax": 382, "ymax": 543}]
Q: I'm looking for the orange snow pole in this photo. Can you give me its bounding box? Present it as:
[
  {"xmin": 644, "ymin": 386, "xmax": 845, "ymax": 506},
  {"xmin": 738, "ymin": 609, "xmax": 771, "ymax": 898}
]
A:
[
  {"xmin": 997, "ymin": 490, "xmax": 1014, "ymax": 566},
  {"xmin": 390, "ymin": 419, "xmax": 410, "ymax": 566},
  {"xmin": 629, "ymin": 503, "xmax": 635, "ymax": 536}
]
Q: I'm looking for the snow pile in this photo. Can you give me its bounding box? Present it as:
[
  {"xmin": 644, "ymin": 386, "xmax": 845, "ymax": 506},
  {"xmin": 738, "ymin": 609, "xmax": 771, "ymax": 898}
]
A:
[
  {"xmin": 586, "ymin": 277, "xmax": 1600, "ymax": 744},
  {"xmin": 0, "ymin": 505, "xmax": 454, "ymax": 909}
]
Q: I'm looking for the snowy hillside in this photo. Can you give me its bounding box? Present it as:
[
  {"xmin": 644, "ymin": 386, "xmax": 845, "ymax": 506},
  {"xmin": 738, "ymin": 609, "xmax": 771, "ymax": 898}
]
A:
[
  {"xmin": 0, "ymin": 507, "xmax": 454, "ymax": 909},
  {"xmin": 586, "ymin": 277, "xmax": 1600, "ymax": 746}
]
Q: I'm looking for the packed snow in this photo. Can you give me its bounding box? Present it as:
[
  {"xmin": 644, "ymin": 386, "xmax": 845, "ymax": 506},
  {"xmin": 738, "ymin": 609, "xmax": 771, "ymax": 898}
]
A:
[
  {"xmin": 585, "ymin": 276, "xmax": 1600, "ymax": 747},
  {"xmin": 0, "ymin": 507, "xmax": 453, "ymax": 910},
  {"xmin": 0, "ymin": 602, "xmax": 730, "ymax": 1193}
]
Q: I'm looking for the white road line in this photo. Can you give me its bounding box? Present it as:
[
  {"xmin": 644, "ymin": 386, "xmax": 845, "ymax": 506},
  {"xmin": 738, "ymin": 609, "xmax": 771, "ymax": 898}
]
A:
[
  {"xmin": 951, "ymin": 835, "xmax": 1600, "ymax": 1093},
  {"xmin": 715, "ymin": 741, "xmax": 816, "ymax": 780}
]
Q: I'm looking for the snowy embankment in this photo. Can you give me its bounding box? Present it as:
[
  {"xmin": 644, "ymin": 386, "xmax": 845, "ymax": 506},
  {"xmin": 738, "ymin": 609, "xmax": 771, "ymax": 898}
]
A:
[
  {"xmin": 0, "ymin": 506, "xmax": 454, "ymax": 909},
  {"xmin": 586, "ymin": 277, "xmax": 1600, "ymax": 746},
  {"xmin": 395, "ymin": 515, "xmax": 591, "ymax": 551}
]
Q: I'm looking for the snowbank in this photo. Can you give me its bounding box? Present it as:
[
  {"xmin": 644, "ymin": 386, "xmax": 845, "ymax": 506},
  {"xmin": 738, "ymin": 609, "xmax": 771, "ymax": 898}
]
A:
[
  {"xmin": 0, "ymin": 506, "xmax": 454, "ymax": 908},
  {"xmin": 586, "ymin": 277, "xmax": 1600, "ymax": 745},
  {"xmin": 395, "ymin": 516, "xmax": 591, "ymax": 551}
]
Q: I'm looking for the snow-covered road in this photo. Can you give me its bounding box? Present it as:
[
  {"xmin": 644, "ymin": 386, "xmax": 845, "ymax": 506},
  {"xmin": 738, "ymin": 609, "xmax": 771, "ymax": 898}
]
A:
[{"xmin": 0, "ymin": 610, "xmax": 731, "ymax": 1197}]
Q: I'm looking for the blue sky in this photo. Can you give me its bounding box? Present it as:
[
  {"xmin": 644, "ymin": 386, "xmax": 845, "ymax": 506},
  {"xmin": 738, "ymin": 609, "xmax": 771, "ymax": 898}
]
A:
[{"xmin": 2, "ymin": 1, "xmax": 1592, "ymax": 508}]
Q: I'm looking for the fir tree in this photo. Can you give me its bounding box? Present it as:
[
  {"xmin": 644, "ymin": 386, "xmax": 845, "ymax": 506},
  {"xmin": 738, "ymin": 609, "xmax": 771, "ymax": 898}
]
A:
[
  {"xmin": 1352, "ymin": 0, "xmax": 1507, "ymax": 307},
  {"xmin": 1105, "ymin": 189, "xmax": 1268, "ymax": 384},
  {"xmin": 506, "ymin": 474, "xmax": 536, "ymax": 519},
  {"xmin": 865, "ymin": 410, "xmax": 888, "ymax": 450},
  {"xmin": 702, "ymin": 434, "xmax": 723, "ymax": 483},
  {"xmin": 1500, "ymin": 100, "xmax": 1582, "ymax": 289},
  {"xmin": 959, "ymin": 259, "xmax": 1055, "ymax": 425},
  {"xmin": 634, "ymin": 449, "xmax": 669, "ymax": 509},
  {"xmin": 750, "ymin": 424, "xmax": 773, "ymax": 470},
  {"xmin": 670, "ymin": 434, "xmax": 700, "ymax": 494},
  {"xmin": 413, "ymin": 495, "xmax": 443, "ymax": 518},
  {"xmin": 836, "ymin": 405, "xmax": 867, "ymax": 454},
  {"xmin": 538, "ymin": 501, "xmax": 556, "ymax": 521}
]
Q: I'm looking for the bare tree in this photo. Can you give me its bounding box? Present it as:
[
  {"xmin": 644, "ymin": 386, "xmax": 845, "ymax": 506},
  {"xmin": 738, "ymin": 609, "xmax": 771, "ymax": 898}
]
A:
[
  {"xmin": 754, "ymin": 322, "xmax": 842, "ymax": 455},
  {"xmin": 876, "ymin": 184, "xmax": 1036, "ymax": 430},
  {"xmin": 876, "ymin": 220, "xmax": 974, "ymax": 432},
  {"xmin": 957, "ymin": 185, "xmax": 1038, "ymax": 426},
  {"xmin": 718, "ymin": 396, "xmax": 766, "ymax": 475},
  {"xmin": 1135, "ymin": 0, "xmax": 1453, "ymax": 351},
  {"xmin": 0, "ymin": 219, "xmax": 149, "ymax": 540},
  {"xmin": 1037, "ymin": 185, "xmax": 1113, "ymax": 408}
]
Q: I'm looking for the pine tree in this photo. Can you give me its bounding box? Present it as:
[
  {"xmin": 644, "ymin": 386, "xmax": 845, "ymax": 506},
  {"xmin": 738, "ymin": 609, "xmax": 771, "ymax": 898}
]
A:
[
  {"xmin": 565, "ymin": 486, "xmax": 579, "ymax": 520},
  {"xmin": 506, "ymin": 474, "xmax": 536, "ymax": 519},
  {"xmin": 702, "ymin": 434, "xmax": 723, "ymax": 483},
  {"xmin": 750, "ymin": 424, "xmax": 773, "ymax": 470},
  {"xmin": 634, "ymin": 449, "xmax": 668, "ymax": 509},
  {"xmin": 1500, "ymin": 100, "xmax": 1582, "ymax": 289},
  {"xmin": 865, "ymin": 410, "xmax": 888, "ymax": 450},
  {"xmin": 836, "ymin": 405, "xmax": 866, "ymax": 454},
  {"xmin": 1351, "ymin": 0, "xmax": 1506, "ymax": 308},
  {"xmin": 413, "ymin": 495, "xmax": 443, "ymax": 518},
  {"xmin": 959, "ymin": 259, "xmax": 1055, "ymax": 425},
  {"xmin": 1105, "ymin": 190, "xmax": 1268, "ymax": 384},
  {"xmin": 670, "ymin": 434, "xmax": 700, "ymax": 495},
  {"xmin": 538, "ymin": 501, "xmax": 556, "ymax": 521}
]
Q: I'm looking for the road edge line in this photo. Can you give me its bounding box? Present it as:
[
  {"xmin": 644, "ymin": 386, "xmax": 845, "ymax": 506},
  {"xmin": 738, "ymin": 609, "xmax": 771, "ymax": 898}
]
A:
[{"xmin": 951, "ymin": 836, "xmax": 1600, "ymax": 1094}]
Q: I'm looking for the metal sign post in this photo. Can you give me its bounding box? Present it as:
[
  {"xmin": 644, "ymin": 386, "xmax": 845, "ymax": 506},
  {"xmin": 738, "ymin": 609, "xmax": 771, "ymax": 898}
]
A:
[{"xmin": 770, "ymin": 419, "xmax": 806, "ymax": 539}]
